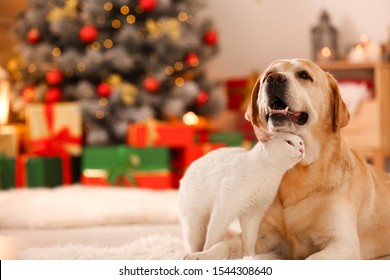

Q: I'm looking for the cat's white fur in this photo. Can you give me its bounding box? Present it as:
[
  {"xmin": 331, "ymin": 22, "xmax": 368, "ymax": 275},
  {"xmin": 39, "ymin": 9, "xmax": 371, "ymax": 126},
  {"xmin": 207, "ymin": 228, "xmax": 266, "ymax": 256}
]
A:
[{"xmin": 178, "ymin": 129, "xmax": 305, "ymax": 258}]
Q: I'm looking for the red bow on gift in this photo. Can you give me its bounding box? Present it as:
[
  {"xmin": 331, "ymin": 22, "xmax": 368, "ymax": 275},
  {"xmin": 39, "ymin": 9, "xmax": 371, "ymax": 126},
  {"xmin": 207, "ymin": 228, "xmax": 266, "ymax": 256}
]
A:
[
  {"xmin": 30, "ymin": 104, "xmax": 82, "ymax": 184},
  {"xmin": 31, "ymin": 127, "xmax": 81, "ymax": 156}
]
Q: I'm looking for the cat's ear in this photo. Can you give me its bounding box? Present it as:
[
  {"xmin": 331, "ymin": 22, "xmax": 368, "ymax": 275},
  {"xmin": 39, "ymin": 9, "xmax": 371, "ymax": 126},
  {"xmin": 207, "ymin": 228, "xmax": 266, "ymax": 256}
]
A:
[{"xmin": 253, "ymin": 125, "xmax": 273, "ymax": 143}]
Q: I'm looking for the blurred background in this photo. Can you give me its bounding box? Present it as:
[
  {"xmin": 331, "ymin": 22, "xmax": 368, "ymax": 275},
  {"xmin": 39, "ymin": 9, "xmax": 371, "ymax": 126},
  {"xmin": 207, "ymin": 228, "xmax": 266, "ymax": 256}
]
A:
[
  {"xmin": 1, "ymin": 0, "xmax": 390, "ymax": 190},
  {"xmin": 1, "ymin": 0, "xmax": 390, "ymax": 261}
]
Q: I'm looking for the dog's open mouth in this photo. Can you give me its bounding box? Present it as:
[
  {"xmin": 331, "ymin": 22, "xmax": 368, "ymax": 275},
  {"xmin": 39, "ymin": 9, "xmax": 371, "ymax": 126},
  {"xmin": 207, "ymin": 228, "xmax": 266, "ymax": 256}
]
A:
[{"xmin": 266, "ymin": 97, "xmax": 308, "ymax": 125}]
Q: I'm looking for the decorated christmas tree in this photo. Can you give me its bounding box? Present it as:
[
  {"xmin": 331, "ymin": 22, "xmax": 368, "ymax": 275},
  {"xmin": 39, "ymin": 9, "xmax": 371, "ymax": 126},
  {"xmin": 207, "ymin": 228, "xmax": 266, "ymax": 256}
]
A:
[{"xmin": 8, "ymin": 0, "xmax": 224, "ymax": 145}]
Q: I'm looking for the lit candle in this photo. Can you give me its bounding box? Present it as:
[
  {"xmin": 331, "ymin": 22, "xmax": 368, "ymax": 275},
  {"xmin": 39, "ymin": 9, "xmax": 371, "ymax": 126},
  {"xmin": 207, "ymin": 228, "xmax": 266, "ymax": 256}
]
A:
[
  {"xmin": 317, "ymin": 46, "xmax": 334, "ymax": 62},
  {"xmin": 0, "ymin": 67, "xmax": 10, "ymax": 125},
  {"xmin": 321, "ymin": 47, "xmax": 332, "ymax": 58}
]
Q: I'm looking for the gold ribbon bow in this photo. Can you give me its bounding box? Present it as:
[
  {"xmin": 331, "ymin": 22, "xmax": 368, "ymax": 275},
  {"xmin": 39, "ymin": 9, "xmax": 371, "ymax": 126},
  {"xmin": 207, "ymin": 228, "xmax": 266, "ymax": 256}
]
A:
[{"xmin": 144, "ymin": 119, "xmax": 160, "ymax": 146}]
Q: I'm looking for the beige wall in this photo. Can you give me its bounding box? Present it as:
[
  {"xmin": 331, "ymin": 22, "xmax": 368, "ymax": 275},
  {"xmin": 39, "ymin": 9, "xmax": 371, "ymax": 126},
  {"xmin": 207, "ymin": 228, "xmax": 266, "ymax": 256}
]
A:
[
  {"xmin": 202, "ymin": 0, "xmax": 390, "ymax": 79},
  {"xmin": 0, "ymin": 0, "xmax": 28, "ymax": 68}
]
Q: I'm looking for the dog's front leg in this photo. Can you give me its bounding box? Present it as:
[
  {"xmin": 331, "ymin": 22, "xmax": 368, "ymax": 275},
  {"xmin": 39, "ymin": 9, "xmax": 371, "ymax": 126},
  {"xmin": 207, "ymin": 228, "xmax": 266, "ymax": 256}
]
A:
[
  {"xmin": 306, "ymin": 204, "xmax": 361, "ymax": 260},
  {"xmin": 306, "ymin": 236, "xmax": 361, "ymax": 260}
]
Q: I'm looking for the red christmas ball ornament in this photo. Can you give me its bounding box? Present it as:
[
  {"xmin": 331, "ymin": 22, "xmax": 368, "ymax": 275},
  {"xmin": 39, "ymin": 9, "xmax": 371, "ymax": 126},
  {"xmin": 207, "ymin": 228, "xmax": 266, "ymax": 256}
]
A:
[
  {"xmin": 46, "ymin": 69, "xmax": 64, "ymax": 86},
  {"xmin": 22, "ymin": 85, "xmax": 36, "ymax": 102},
  {"xmin": 203, "ymin": 29, "xmax": 218, "ymax": 45},
  {"xmin": 139, "ymin": 0, "xmax": 157, "ymax": 12},
  {"xmin": 97, "ymin": 82, "xmax": 112, "ymax": 97},
  {"xmin": 79, "ymin": 25, "xmax": 98, "ymax": 43},
  {"xmin": 186, "ymin": 53, "xmax": 199, "ymax": 67},
  {"xmin": 143, "ymin": 77, "xmax": 160, "ymax": 93},
  {"xmin": 27, "ymin": 28, "xmax": 40, "ymax": 44},
  {"xmin": 45, "ymin": 87, "xmax": 63, "ymax": 103},
  {"xmin": 196, "ymin": 91, "xmax": 209, "ymax": 106}
]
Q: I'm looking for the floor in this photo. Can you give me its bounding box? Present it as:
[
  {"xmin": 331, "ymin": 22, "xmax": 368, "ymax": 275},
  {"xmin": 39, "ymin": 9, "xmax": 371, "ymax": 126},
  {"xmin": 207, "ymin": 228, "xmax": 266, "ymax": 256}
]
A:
[
  {"xmin": 0, "ymin": 224, "xmax": 181, "ymax": 260},
  {"xmin": 2, "ymin": 224, "xmax": 390, "ymax": 260}
]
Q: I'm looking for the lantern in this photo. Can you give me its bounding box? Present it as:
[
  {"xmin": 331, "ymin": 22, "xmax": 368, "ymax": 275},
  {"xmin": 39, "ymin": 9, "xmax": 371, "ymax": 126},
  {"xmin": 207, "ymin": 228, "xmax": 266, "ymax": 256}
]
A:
[
  {"xmin": 0, "ymin": 67, "xmax": 10, "ymax": 125},
  {"xmin": 311, "ymin": 11, "xmax": 338, "ymax": 62},
  {"xmin": 0, "ymin": 67, "xmax": 19, "ymax": 158}
]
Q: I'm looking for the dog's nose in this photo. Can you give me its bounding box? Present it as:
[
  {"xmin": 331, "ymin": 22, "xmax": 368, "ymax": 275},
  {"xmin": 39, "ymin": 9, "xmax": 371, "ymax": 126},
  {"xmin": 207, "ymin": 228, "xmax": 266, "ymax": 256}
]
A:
[{"xmin": 267, "ymin": 73, "xmax": 287, "ymax": 85}]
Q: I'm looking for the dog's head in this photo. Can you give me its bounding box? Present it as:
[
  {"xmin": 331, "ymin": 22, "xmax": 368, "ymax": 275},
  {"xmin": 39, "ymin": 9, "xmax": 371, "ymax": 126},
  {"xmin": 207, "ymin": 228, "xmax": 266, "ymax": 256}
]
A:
[
  {"xmin": 245, "ymin": 58, "xmax": 349, "ymax": 135},
  {"xmin": 245, "ymin": 59, "xmax": 350, "ymax": 162}
]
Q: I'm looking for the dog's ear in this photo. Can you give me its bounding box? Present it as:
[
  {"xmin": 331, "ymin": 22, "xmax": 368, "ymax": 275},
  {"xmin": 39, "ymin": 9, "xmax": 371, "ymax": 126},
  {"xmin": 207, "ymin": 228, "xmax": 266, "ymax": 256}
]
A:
[
  {"xmin": 327, "ymin": 72, "xmax": 350, "ymax": 133},
  {"xmin": 244, "ymin": 77, "xmax": 261, "ymax": 127}
]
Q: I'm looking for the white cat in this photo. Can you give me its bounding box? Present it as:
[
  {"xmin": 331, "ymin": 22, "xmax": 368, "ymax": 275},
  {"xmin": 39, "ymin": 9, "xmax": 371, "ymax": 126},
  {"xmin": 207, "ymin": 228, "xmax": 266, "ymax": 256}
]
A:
[{"xmin": 178, "ymin": 128, "xmax": 305, "ymax": 258}]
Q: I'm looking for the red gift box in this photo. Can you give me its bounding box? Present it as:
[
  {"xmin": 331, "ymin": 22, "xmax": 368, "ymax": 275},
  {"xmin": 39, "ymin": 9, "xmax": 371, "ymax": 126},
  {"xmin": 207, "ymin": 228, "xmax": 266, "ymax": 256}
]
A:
[
  {"xmin": 172, "ymin": 171, "xmax": 185, "ymax": 189},
  {"xmin": 81, "ymin": 169, "xmax": 173, "ymax": 190},
  {"xmin": 134, "ymin": 171, "xmax": 172, "ymax": 190},
  {"xmin": 127, "ymin": 120, "xmax": 194, "ymax": 148},
  {"xmin": 80, "ymin": 169, "xmax": 109, "ymax": 187},
  {"xmin": 226, "ymin": 72, "xmax": 260, "ymax": 112},
  {"xmin": 171, "ymin": 143, "xmax": 226, "ymax": 188},
  {"xmin": 172, "ymin": 142, "xmax": 226, "ymax": 171},
  {"xmin": 226, "ymin": 78, "xmax": 248, "ymax": 110}
]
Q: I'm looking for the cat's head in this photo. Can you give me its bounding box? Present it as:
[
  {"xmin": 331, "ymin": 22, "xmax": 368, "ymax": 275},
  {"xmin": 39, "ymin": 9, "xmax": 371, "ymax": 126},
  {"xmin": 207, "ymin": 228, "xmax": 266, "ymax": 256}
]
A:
[{"xmin": 254, "ymin": 126, "xmax": 305, "ymax": 164}]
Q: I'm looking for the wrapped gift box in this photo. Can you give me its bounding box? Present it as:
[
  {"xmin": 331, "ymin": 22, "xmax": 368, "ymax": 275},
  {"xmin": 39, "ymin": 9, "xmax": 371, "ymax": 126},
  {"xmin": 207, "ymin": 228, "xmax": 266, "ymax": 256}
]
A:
[
  {"xmin": 171, "ymin": 143, "xmax": 226, "ymax": 188},
  {"xmin": 0, "ymin": 156, "xmax": 15, "ymax": 189},
  {"xmin": 15, "ymin": 155, "xmax": 65, "ymax": 188},
  {"xmin": 127, "ymin": 121, "xmax": 194, "ymax": 148},
  {"xmin": 210, "ymin": 131, "xmax": 244, "ymax": 147},
  {"xmin": 226, "ymin": 72, "xmax": 260, "ymax": 112},
  {"xmin": 194, "ymin": 131, "xmax": 244, "ymax": 146},
  {"xmin": 226, "ymin": 78, "xmax": 248, "ymax": 110},
  {"xmin": 0, "ymin": 125, "xmax": 19, "ymax": 157},
  {"xmin": 171, "ymin": 142, "xmax": 226, "ymax": 171},
  {"xmin": 172, "ymin": 170, "xmax": 185, "ymax": 189},
  {"xmin": 81, "ymin": 145, "xmax": 172, "ymax": 189},
  {"xmin": 26, "ymin": 102, "xmax": 82, "ymax": 156},
  {"xmin": 1, "ymin": 124, "xmax": 28, "ymax": 154}
]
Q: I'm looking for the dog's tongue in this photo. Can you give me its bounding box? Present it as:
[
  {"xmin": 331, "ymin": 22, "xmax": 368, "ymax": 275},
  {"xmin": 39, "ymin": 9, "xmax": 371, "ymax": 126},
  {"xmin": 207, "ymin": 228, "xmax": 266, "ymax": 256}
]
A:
[
  {"xmin": 287, "ymin": 110, "xmax": 303, "ymax": 121},
  {"xmin": 287, "ymin": 111, "xmax": 303, "ymax": 123}
]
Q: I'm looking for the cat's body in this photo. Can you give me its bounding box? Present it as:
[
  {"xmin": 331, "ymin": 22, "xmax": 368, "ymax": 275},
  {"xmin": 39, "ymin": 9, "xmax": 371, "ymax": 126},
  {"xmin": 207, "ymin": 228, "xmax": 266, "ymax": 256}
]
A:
[{"xmin": 178, "ymin": 131, "xmax": 304, "ymax": 257}]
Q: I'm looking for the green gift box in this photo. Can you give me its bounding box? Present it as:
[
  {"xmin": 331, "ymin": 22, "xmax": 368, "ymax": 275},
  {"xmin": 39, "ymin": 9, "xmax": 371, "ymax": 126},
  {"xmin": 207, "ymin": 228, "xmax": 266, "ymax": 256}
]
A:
[
  {"xmin": 210, "ymin": 131, "xmax": 244, "ymax": 147},
  {"xmin": 81, "ymin": 145, "xmax": 171, "ymax": 187},
  {"xmin": 16, "ymin": 156, "xmax": 63, "ymax": 188},
  {"xmin": 82, "ymin": 145, "xmax": 170, "ymax": 170},
  {"xmin": 0, "ymin": 155, "xmax": 15, "ymax": 190}
]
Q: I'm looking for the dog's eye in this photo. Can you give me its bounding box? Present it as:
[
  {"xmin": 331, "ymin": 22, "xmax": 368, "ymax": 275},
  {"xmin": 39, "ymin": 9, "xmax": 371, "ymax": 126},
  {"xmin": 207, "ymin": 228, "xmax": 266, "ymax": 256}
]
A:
[{"xmin": 298, "ymin": 71, "xmax": 313, "ymax": 81}]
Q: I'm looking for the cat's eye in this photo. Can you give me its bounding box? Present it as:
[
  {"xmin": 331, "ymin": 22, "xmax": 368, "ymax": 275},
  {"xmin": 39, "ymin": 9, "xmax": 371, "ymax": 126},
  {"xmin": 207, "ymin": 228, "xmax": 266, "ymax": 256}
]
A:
[{"xmin": 285, "ymin": 140, "xmax": 294, "ymax": 146}]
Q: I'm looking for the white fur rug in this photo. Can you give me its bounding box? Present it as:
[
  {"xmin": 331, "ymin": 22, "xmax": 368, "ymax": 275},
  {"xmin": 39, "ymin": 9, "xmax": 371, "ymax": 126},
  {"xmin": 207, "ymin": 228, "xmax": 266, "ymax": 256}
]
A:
[
  {"xmin": 0, "ymin": 186, "xmax": 179, "ymax": 228},
  {"xmin": 21, "ymin": 234, "xmax": 187, "ymax": 260},
  {"xmin": 1, "ymin": 186, "xmax": 271, "ymax": 260}
]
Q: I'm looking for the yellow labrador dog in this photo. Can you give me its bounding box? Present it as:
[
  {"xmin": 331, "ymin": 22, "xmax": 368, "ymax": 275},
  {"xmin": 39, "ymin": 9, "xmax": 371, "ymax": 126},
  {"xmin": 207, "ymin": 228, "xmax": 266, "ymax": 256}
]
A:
[{"xmin": 186, "ymin": 58, "xmax": 390, "ymax": 260}]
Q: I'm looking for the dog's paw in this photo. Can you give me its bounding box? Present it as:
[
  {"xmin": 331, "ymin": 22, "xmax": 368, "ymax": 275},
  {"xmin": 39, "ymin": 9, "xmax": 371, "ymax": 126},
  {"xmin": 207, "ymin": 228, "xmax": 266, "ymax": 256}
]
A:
[{"xmin": 183, "ymin": 252, "xmax": 209, "ymax": 260}]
